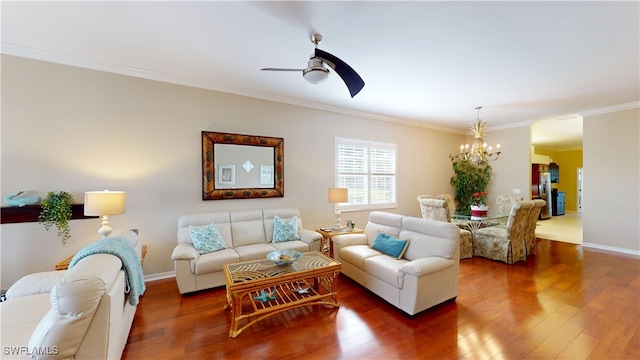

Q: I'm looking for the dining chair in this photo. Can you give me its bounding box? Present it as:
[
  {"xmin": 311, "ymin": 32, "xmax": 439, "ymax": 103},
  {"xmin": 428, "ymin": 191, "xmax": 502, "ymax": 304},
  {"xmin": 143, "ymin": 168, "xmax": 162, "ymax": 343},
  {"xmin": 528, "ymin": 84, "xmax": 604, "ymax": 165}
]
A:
[
  {"xmin": 418, "ymin": 198, "xmax": 473, "ymax": 259},
  {"xmin": 436, "ymin": 193, "xmax": 471, "ymax": 230},
  {"xmin": 524, "ymin": 199, "xmax": 547, "ymax": 256},
  {"xmin": 495, "ymin": 195, "xmax": 524, "ymax": 213},
  {"xmin": 472, "ymin": 200, "xmax": 534, "ymax": 264},
  {"xmin": 491, "ymin": 194, "xmax": 524, "ymax": 225},
  {"xmin": 416, "ymin": 195, "xmax": 433, "ymax": 218}
]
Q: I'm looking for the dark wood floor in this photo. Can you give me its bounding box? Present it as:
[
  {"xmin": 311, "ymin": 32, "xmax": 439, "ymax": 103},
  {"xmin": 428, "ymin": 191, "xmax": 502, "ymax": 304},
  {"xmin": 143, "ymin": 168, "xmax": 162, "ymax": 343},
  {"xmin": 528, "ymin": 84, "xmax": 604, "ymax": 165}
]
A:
[{"xmin": 123, "ymin": 239, "xmax": 639, "ymax": 359}]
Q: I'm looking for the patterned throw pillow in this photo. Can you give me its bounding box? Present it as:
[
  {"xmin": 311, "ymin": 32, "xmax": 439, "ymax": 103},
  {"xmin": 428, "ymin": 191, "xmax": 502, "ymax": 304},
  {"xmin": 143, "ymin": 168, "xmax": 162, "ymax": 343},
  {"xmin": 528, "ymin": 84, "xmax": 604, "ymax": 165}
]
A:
[
  {"xmin": 190, "ymin": 223, "xmax": 227, "ymax": 255},
  {"xmin": 371, "ymin": 232, "xmax": 410, "ymax": 259},
  {"xmin": 272, "ymin": 215, "xmax": 301, "ymax": 243}
]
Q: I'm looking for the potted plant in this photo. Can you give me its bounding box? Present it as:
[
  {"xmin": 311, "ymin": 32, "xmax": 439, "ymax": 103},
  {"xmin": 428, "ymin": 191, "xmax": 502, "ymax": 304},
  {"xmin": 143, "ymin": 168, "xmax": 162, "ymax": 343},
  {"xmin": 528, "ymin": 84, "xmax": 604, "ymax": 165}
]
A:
[
  {"xmin": 449, "ymin": 157, "xmax": 492, "ymax": 216},
  {"xmin": 471, "ymin": 191, "xmax": 489, "ymax": 216},
  {"xmin": 38, "ymin": 191, "xmax": 74, "ymax": 245}
]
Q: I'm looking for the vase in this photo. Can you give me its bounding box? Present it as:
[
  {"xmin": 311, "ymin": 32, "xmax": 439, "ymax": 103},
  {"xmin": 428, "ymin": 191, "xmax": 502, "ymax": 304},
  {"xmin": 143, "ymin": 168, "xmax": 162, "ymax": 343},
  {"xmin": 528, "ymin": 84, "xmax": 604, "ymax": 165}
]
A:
[{"xmin": 470, "ymin": 205, "xmax": 488, "ymax": 217}]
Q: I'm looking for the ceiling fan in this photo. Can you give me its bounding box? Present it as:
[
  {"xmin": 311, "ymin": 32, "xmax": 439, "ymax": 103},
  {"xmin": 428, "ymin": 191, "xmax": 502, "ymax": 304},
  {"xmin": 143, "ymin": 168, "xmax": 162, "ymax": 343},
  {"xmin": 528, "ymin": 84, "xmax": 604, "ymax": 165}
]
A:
[{"xmin": 261, "ymin": 34, "xmax": 365, "ymax": 98}]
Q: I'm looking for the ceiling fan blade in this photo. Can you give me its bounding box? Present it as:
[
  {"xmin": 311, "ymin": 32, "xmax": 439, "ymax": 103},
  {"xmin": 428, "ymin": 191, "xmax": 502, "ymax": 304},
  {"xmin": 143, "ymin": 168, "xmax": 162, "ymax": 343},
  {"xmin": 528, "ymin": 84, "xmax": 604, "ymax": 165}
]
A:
[
  {"xmin": 315, "ymin": 49, "xmax": 365, "ymax": 97},
  {"xmin": 261, "ymin": 68, "xmax": 304, "ymax": 72}
]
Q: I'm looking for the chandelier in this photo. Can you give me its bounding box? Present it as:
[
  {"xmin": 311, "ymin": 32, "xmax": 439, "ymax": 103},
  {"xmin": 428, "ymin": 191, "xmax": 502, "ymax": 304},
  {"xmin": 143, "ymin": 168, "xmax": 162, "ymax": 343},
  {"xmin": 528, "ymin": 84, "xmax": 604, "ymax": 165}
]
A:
[{"xmin": 454, "ymin": 106, "xmax": 501, "ymax": 163}]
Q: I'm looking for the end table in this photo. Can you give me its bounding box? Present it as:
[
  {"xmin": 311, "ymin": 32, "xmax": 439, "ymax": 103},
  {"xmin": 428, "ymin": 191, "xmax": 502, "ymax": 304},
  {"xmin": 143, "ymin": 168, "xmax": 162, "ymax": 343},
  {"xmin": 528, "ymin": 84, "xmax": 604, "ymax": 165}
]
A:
[{"xmin": 316, "ymin": 228, "xmax": 363, "ymax": 257}]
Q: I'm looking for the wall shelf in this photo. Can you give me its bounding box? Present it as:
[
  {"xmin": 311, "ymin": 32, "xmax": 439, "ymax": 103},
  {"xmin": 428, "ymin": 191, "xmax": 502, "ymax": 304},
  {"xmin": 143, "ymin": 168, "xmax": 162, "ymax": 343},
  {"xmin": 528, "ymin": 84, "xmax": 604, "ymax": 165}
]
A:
[{"xmin": 1, "ymin": 204, "xmax": 98, "ymax": 224}]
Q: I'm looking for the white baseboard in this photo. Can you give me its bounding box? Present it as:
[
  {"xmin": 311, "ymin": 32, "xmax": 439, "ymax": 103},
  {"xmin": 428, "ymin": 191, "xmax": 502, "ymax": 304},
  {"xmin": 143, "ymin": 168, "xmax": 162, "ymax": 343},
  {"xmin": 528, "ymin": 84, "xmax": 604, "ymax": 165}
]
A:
[
  {"xmin": 581, "ymin": 242, "xmax": 640, "ymax": 257},
  {"xmin": 143, "ymin": 271, "xmax": 175, "ymax": 283}
]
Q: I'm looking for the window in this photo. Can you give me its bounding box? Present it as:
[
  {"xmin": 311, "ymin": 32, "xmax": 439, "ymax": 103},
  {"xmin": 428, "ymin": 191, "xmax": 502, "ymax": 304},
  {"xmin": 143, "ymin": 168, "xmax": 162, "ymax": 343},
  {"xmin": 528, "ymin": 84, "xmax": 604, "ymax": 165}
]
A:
[{"xmin": 335, "ymin": 137, "xmax": 397, "ymax": 211}]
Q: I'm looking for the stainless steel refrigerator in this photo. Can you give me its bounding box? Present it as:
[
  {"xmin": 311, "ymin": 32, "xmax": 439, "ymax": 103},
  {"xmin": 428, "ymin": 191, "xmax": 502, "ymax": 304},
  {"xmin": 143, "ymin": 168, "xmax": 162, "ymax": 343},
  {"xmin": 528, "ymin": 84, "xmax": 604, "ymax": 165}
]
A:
[{"xmin": 538, "ymin": 171, "xmax": 553, "ymax": 219}]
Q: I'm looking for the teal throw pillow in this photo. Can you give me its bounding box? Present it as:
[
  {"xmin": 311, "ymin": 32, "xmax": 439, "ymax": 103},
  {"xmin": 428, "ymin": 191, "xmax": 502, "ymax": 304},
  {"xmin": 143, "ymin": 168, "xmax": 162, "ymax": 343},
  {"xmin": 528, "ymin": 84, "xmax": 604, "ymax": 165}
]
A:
[
  {"xmin": 371, "ymin": 232, "xmax": 410, "ymax": 259},
  {"xmin": 190, "ymin": 223, "xmax": 227, "ymax": 255},
  {"xmin": 273, "ymin": 215, "xmax": 301, "ymax": 243}
]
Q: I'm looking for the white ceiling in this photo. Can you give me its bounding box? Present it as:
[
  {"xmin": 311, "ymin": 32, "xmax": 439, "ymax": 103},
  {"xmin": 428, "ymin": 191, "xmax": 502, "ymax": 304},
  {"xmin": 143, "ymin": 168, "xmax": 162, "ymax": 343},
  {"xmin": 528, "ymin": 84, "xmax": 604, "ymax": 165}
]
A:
[{"xmin": 2, "ymin": 1, "xmax": 638, "ymax": 150}]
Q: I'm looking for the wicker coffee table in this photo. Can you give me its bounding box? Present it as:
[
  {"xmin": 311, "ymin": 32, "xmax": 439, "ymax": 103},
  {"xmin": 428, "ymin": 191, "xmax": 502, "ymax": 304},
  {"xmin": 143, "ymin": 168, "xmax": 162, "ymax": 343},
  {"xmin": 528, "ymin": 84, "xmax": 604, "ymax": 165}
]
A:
[{"xmin": 223, "ymin": 251, "xmax": 341, "ymax": 338}]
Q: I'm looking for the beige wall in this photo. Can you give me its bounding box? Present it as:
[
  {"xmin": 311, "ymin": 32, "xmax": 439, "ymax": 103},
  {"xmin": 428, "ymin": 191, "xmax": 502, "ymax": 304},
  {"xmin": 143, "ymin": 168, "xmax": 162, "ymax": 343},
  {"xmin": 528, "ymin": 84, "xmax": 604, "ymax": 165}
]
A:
[
  {"xmin": 583, "ymin": 107, "xmax": 639, "ymax": 252},
  {"xmin": 483, "ymin": 126, "xmax": 533, "ymax": 206},
  {"xmin": 0, "ymin": 55, "xmax": 467, "ymax": 287}
]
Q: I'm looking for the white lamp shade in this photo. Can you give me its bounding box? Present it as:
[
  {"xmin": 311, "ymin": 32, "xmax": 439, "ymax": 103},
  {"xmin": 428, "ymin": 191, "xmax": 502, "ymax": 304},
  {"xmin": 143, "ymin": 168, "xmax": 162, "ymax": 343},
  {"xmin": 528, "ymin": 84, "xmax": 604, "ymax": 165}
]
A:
[
  {"xmin": 84, "ymin": 190, "xmax": 126, "ymax": 216},
  {"xmin": 328, "ymin": 188, "xmax": 348, "ymax": 203}
]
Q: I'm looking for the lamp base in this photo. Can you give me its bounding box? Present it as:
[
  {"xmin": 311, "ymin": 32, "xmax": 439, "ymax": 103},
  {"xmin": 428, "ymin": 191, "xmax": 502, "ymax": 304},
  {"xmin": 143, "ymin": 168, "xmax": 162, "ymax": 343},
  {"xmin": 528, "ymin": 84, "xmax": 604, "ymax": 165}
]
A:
[
  {"xmin": 332, "ymin": 210, "xmax": 344, "ymax": 231},
  {"xmin": 97, "ymin": 215, "xmax": 113, "ymax": 239}
]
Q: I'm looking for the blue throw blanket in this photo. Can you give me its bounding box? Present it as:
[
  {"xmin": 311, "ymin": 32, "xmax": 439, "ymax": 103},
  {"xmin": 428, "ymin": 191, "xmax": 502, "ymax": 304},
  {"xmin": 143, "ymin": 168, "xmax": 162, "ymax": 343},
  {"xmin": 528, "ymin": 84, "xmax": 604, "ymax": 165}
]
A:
[{"xmin": 69, "ymin": 237, "xmax": 146, "ymax": 306}]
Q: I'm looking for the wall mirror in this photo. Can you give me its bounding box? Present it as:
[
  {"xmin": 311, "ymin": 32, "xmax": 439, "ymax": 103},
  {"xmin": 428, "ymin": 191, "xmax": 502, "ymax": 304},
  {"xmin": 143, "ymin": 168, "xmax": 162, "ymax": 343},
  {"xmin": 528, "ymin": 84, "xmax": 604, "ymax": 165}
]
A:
[{"xmin": 202, "ymin": 131, "xmax": 284, "ymax": 200}]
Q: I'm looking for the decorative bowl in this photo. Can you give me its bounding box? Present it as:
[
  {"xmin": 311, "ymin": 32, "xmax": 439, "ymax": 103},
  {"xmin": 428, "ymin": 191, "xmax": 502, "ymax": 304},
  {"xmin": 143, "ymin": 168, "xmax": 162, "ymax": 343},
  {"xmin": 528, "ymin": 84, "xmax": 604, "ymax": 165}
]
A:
[{"xmin": 266, "ymin": 250, "xmax": 302, "ymax": 266}]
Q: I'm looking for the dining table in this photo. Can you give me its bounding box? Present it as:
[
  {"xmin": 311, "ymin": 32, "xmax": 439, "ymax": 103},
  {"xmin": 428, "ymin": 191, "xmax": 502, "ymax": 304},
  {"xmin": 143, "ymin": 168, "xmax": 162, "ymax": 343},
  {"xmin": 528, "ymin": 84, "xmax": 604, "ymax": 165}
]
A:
[{"xmin": 452, "ymin": 210, "xmax": 510, "ymax": 231}]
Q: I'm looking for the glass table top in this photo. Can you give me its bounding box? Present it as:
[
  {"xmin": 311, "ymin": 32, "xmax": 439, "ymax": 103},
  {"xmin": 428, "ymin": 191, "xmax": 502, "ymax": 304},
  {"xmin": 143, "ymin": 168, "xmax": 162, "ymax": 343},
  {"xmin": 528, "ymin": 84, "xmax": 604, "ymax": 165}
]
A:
[
  {"xmin": 225, "ymin": 251, "xmax": 338, "ymax": 284},
  {"xmin": 453, "ymin": 210, "xmax": 510, "ymax": 221}
]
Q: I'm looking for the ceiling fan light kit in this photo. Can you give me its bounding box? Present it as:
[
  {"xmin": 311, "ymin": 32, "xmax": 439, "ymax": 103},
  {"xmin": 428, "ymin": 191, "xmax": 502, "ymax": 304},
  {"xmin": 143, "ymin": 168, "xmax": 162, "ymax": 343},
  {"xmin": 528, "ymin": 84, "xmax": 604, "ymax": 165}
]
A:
[
  {"xmin": 262, "ymin": 33, "xmax": 365, "ymax": 97},
  {"xmin": 302, "ymin": 58, "xmax": 329, "ymax": 84}
]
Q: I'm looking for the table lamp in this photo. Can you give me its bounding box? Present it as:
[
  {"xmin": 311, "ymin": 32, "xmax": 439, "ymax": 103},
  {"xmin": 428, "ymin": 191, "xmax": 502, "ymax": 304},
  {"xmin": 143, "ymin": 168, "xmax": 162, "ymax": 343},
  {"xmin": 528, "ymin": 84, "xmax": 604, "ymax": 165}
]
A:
[
  {"xmin": 84, "ymin": 190, "xmax": 126, "ymax": 238},
  {"xmin": 328, "ymin": 188, "xmax": 348, "ymax": 230}
]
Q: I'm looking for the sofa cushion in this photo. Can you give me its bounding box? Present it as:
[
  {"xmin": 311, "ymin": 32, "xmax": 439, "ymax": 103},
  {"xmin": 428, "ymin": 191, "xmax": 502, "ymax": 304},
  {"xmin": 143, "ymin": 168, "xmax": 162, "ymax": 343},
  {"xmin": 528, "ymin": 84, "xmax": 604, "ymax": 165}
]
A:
[
  {"xmin": 364, "ymin": 212, "xmax": 403, "ymax": 247},
  {"xmin": 235, "ymin": 243, "xmax": 277, "ymax": 262},
  {"xmin": 270, "ymin": 240, "xmax": 310, "ymax": 252},
  {"xmin": 400, "ymin": 217, "xmax": 458, "ymax": 261},
  {"xmin": 371, "ymin": 232, "xmax": 410, "ymax": 259},
  {"xmin": 339, "ymin": 245, "xmax": 381, "ymax": 270},
  {"xmin": 194, "ymin": 248, "xmax": 239, "ymax": 275},
  {"xmin": 272, "ymin": 215, "xmax": 301, "ymax": 243},
  {"xmin": 0, "ymin": 293, "xmax": 51, "ymax": 359},
  {"xmin": 230, "ymin": 210, "xmax": 266, "ymax": 247},
  {"xmin": 5, "ymin": 271, "xmax": 67, "ymax": 300},
  {"xmin": 28, "ymin": 277, "xmax": 106, "ymax": 360},
  {"xmin": 364, "ymin": 255, "xmax": 408, "ymax": 288},
  {"xmin": 190, "ymin": 223, "xmax": 227, "ymax": 254}
]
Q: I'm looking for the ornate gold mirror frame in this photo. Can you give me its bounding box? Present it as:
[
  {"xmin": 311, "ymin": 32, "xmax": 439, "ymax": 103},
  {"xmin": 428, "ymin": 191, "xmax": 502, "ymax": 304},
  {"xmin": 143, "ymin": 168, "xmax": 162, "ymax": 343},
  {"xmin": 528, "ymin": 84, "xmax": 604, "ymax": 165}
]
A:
[{"xmin": 202, "ymin": 131, "xmax": 284, "ymax": 200}]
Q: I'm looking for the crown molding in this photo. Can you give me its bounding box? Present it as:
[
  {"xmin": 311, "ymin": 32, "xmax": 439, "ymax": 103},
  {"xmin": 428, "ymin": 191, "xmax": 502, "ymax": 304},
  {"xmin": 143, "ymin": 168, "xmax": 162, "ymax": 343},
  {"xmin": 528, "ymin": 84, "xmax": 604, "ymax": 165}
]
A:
[
  {"xmin": 1, "ymin": 43, "xmax": 465, "ymax": 134},
  {"xmin": 578, "ymin": 101, "xmax": 640, "ymax": 116},
  {"xmin": 489, "ymin": 120, "xmax": 532, "ymax": 131}
]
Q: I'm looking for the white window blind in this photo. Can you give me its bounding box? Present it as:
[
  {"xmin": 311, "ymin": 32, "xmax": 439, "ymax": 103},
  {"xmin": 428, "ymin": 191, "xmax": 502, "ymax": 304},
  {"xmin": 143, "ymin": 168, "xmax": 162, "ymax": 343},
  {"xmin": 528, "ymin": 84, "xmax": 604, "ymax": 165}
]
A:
[{"xmin": 335, "ymin": 137, "xmax": 397, "ymax": 211}]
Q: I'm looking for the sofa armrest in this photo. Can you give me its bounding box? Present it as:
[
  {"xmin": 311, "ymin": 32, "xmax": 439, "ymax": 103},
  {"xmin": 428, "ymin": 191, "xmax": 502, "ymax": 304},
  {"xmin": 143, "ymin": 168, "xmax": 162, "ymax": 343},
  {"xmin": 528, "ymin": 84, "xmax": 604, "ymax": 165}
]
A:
[
  {"xmin": 399, "ymin": 257, "xmax": 453, "ymax": 277},
  {"xmin": 332, "ymin": 234, "xmax": 368, "ymax": 262},
  {"xmin": 5, "ymin": 270, "xmax": 68, "ymax": 300},
  {"xmin": 298, "ymin": 229, "xmax": 322, "ymax": 246},
  {"xmin": 171, "ymin": 243, "xmax": 198, "ymax": 261},
  {"xmin": 332, "ymin": 233, "xmax": 368, "ymax": 248}
]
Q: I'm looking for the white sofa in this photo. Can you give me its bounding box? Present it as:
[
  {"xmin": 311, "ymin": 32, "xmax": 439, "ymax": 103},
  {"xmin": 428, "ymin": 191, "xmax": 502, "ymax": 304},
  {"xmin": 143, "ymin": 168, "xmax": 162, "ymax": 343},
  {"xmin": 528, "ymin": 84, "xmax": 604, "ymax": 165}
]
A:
[
  {"xmin": 171, "ymin": 208, "xmax": 322, "ymax": 294},
  {"xmin": 0, "ymin": 230, "xmax": 143, "ymax": 360},
  {"xmin": 332, "ymin": 211, "xmax": 460, "ymax": 316}
]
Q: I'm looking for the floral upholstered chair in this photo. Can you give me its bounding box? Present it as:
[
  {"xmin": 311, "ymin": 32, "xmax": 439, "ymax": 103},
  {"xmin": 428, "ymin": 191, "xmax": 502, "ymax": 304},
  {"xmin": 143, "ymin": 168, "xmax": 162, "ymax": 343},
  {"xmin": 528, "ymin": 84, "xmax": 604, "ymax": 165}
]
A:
[
  {"xmin": 496, "ymin": 194, "xmax": 524, "ymax": 213},
  {"xmin": 418, "ymin": 198, "xmax": 473, "ymax": 259},
  {"xmin": 416, "ymin": 195, "xmax": 433, "ymax": 218},
  {"xmin": 524, "ymin": 199, "xmax": 547, "ymax": 256},
  {"xmin": 436, "ymin": 193, "xmax": 471, "ymax": 229},
  {"xmin": 472, "ymin": 200, "xmax": 534, "ymax": 264},
  {"xmin": 491, "ymin": 194, "xmax": 524, "ymax": 225}
]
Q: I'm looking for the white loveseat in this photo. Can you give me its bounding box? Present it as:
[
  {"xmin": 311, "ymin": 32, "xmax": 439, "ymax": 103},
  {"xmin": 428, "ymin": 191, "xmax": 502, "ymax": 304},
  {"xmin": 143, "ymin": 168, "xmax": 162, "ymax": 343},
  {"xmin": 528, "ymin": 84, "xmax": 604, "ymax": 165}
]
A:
[
  {"xmin": 172, "ymin": 208, "xmax": 322, "ymax": 294},
  {"xmin": 332, "ymin": 211, "xmax": 460, "ymax": 316},
  {"xmin": 0, "ymin": 230, "xmax": 143, "ymax": 359}
]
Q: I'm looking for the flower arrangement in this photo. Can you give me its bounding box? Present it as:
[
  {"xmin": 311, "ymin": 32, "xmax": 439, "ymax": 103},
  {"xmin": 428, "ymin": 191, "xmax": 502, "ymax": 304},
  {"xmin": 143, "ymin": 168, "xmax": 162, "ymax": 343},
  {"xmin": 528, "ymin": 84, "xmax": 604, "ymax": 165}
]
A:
[{"xmin": 472, "ymin": 192, "xmax": 488, "ymax": 207}]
